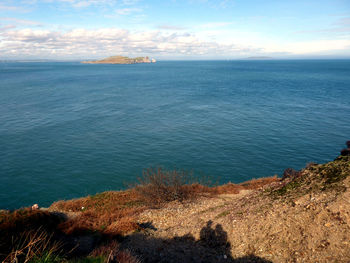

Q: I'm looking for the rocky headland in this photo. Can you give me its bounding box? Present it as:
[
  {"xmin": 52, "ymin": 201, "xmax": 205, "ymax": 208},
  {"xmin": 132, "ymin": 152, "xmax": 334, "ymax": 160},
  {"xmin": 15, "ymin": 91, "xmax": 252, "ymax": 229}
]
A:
[
  {"xmin": 82, "ymin": 56, "xmax": 156, "ymax": 64},
  {"xmin": 1, "ymin": 142, "xmax": 350, "ymax": 262}
]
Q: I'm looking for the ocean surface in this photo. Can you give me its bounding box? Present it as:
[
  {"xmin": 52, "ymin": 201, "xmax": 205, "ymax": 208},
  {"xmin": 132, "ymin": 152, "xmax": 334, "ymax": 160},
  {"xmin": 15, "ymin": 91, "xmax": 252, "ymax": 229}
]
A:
[{"xmin": 1, "ymin": 60, "xmax": 349, "ymax": 209}]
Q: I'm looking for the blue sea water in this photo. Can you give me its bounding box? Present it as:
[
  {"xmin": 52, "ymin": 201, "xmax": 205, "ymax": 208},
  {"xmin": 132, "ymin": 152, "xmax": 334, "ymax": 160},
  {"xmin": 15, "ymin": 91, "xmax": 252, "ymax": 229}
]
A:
[{"xmin": 0, "ymin": 60, "xmax": 349, "ymax": 209}]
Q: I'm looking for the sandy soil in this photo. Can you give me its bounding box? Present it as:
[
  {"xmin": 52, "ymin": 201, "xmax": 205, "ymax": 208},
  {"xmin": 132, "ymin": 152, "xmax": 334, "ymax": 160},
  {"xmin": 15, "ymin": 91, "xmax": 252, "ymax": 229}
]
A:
[{"xmin": 121, "ymin": 176, "xmax": 350, "ymax": 262}]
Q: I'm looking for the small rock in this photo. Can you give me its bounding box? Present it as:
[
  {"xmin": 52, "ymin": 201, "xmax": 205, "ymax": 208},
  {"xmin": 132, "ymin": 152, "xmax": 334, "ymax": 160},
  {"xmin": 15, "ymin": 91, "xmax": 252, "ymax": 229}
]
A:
[
  {"xmin": 31, "ymin": 204, "xmax": 39, "ymax": 210},
  {"xmin": 294, "ymin": 199, "xmax": 302, "ymax": 206},
  {"xmin": 324, "ymin": 223, "xmax": 331, "ymax": 227},
  {"xmin": 319, "ymin": 240, "xmax": 330, "ymax": 248}
]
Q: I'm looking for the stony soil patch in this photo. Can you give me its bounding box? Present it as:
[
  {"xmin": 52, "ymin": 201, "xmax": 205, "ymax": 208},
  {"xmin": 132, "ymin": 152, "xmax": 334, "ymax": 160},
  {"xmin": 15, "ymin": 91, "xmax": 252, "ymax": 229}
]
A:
[{"xmin": 130, "ymin": 176, "xmax": 350, "ymax": 262}]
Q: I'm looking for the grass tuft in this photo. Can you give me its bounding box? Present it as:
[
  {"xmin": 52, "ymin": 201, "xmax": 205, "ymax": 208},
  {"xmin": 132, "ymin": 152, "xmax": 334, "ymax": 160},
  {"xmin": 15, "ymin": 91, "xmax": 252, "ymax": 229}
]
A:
[{"xmin": 2, "ymin": 230, "xmax": 62, "ymax": 263}]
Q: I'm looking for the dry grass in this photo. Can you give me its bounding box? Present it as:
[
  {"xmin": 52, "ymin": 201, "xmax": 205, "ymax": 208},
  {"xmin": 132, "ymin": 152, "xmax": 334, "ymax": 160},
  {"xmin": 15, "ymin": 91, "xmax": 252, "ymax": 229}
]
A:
[
  {"xmin": 0, "ymin": 172, "xmax": 280, "ymax": 263},
  {"xmin": 0, "ymin": 173, "xmax": 280, "ymax": 262},
  {"xmin": 133, "ymin": 168, "xmax": 279, "ymax": 207},
  {"xmin": 213, "ymin": 176, "xmax": 280, "ymax": 194},
  {"xmin": 3, "ymin": 154, "xmax": 349, "ymax": 262},
  {"xmin": 50, "ymin": 170, "xmax": 280, "ymax": 235},
  {"xmin": 0, "ymin": 208, "xmax": 141, "ymax": 262},
  {"xmin": 239, "ymin": 176, "xmax": 280, "ymax": 189},
  {"xmin": 0, "ymin": 208, "xmax": 61, "ymax": 233},
  {"xmin": 90, "ymin": 240, "xmax": 140, "ymax": 263},
  {"xmin": 0, "ymin": 208, "xmax": 62, "ymax": 261},
  {"xmin": 50, "ymin": 190, "xmax": 145, "ymax": 236},
  {"xmin": 2, "ymin": 230, "xmax": 61, "ymax": 263}
]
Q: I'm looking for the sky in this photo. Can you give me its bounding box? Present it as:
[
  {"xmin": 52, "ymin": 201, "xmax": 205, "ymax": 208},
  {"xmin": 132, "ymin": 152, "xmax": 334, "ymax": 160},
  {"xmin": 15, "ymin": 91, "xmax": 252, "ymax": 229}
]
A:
[{"xmin": 0, "ymin": 0, "xmax": 350, "ymax": 60}]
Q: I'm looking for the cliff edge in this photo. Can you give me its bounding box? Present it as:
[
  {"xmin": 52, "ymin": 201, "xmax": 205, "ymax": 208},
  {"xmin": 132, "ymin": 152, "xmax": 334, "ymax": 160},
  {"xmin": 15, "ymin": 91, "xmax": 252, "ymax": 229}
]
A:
[{"xmin": 1, "ymin": 144, "xmax": 350, "ymax": 262}]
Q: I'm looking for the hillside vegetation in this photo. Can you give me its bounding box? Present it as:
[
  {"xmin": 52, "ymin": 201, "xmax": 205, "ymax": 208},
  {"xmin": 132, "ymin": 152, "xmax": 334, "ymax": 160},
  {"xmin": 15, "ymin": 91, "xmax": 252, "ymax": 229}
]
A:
[{"xmin": 1, "ymin": 151, "xmax": 349, "ymax": 262}]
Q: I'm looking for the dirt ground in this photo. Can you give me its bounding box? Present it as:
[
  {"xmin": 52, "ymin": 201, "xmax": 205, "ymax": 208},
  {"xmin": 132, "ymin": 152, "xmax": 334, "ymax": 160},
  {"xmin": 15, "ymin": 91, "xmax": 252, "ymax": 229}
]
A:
[
  {"xmin": 41, "ymin": 156, "xmax": 350, "ymax": 262},
  {"xmin": 121, "ymin": 176, "xmax": 350, "ymax": 262}
]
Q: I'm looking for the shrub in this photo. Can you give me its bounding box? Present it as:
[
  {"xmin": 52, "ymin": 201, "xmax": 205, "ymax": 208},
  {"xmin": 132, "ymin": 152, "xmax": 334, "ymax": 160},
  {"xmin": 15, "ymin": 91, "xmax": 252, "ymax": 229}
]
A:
[
  {"xmin": 281, "ymin": 168, "xmax": 301, "ymax": 181},
  {"xmin": 134, "ymin": 167, "xmax": 199, "ymax": 207}
]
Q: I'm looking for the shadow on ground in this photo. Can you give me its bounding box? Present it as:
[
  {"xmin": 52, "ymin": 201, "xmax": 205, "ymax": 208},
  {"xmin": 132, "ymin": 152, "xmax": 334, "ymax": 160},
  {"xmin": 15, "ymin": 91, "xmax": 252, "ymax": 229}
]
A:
[
  {"xmin": 0, "ymin": 209, "xmax": 272, "ymax": 263},
  {"xmin": 120, "ymin": 220, "xmax": 272, "ymax": 263}
]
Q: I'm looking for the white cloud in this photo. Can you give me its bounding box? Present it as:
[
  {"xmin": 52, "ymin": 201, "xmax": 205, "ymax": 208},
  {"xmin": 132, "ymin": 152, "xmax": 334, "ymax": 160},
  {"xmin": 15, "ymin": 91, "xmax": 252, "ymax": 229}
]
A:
[
  {"xmin": 121, "ymin": 0, "xmax": 140, "ymax": 5},
  {"xmin": 20, "ymin": 0, "xmax": 119, "ymax": 8},
  {"xmin": 0, "ymin": 4, "xmax": 19, "ymax": 11},
  {"xmin": 115, "ymin": 7, "xmax": 142, "ymax": 15},
  {"xmin": 196, "ymin": 22, "xmax": 233, "ymax": 29},
  {"xmin": 26, "ymin": 0, "xmax": 139, "ymax": 8},
  {"xmin": 0, "ymin": 24, "xmax": 16, "ymax": 32},
  {"xmin": 157, "ymin": 24, "xmax": 187, "ymax": 31},
  {"xmin": 0, "ymin": 3, "xmax": 29, "ymax": 12},
  {"xmin": 0, "ymin": 27, "xmax": 259, "ymax": 58},
  {"xmin": 59, "ymin": 0, "xmax": 114, "ymax": 8},
  {"xmin": 0, "ymin": 26, "xmax": 349, "ymax": 59},
  {"xmin": 0, "ymin": 17, "xmax": 42, "ymax": 26},
  {"xmin": 187, "ymin": 0, "xmax": 234, "ymax": 9}
]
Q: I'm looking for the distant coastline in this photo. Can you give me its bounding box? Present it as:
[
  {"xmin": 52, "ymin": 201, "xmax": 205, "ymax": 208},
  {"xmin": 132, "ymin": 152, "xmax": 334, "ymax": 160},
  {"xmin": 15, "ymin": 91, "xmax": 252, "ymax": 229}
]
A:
[
  {"xmin": 245, "ymin": 56, "xmax": 273, "ymax": 60},
  {"xmin": 82, "ymin": 55, "xmax": 156, "ymax": 64}
]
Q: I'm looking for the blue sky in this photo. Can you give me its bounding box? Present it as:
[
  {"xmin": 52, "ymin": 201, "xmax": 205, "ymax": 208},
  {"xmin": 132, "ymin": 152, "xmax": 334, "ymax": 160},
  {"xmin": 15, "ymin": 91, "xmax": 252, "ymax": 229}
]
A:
[{"xmin": 0, "ymin": 0, "xmax": 349, "ymax": 59}]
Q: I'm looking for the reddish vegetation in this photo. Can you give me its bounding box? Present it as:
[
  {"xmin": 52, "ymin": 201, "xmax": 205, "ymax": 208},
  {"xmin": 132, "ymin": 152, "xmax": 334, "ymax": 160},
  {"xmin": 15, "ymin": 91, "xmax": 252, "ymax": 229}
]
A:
[
  {"xmin": 133, "ymin": 167, "xmax": 280, "ymax": 207},
  {"xmin": 51, "ymin": 190, "xmax": 145, "ymax": 236},
  {"xmin": 0, "ymin": 173, "xmax": 280, "ymax": 262},
  {"xmin": 51, "ymin": 174, "xmax": 280, "ymax": 236},
  {"xmin": 2, "ymin": 149, "xmax": 349, "ymax": 262},
  {"xmin": 0, "ymin": 208, "xmax": 61, "ymax": 242},
  {"xmin": 0, "ymin": 209, "xmax": 62, "ymax": 262},
  {"xmin": 90, "ymin": 240, "xmax": 140, "ymax": 263},
  {"xmin": 214, "ymin": 176, "xmax": 280, "ymax": 194}
]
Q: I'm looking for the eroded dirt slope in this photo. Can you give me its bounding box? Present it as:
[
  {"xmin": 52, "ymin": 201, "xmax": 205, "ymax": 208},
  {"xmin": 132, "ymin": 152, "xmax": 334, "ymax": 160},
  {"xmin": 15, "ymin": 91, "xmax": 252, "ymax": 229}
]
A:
[{"xmin": 125, "ymin": 156, "xmax": 350, "ymax": 262}]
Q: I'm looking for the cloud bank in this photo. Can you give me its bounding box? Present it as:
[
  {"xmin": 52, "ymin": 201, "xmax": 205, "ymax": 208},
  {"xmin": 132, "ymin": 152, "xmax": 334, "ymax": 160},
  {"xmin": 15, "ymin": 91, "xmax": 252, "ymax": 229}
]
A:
[
  {"xmin": 1, "ymin": 26, "xmax": 350, "ymax": 59},
  {"xmin": 1, "ymin": 1, "xmax": 349, "ymax": 59},
  {"xmin": 0, "ymin": 27, "xmax": 264, "ymax": 59}
]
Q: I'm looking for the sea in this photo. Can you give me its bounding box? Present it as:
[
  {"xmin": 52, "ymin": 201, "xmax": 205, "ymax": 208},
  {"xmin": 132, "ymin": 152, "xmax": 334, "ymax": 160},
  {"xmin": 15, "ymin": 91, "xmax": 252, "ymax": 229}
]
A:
[{"xmin": 1, "ymin": 60, "xmax": 349, "ymax": 209}]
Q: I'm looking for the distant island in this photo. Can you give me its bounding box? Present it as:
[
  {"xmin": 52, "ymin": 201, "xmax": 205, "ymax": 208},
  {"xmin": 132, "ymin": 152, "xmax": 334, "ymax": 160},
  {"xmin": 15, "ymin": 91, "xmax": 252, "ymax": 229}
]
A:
[{"xmin": 82, "ymin": 55, "xmax": 156, "ymax": 64}]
